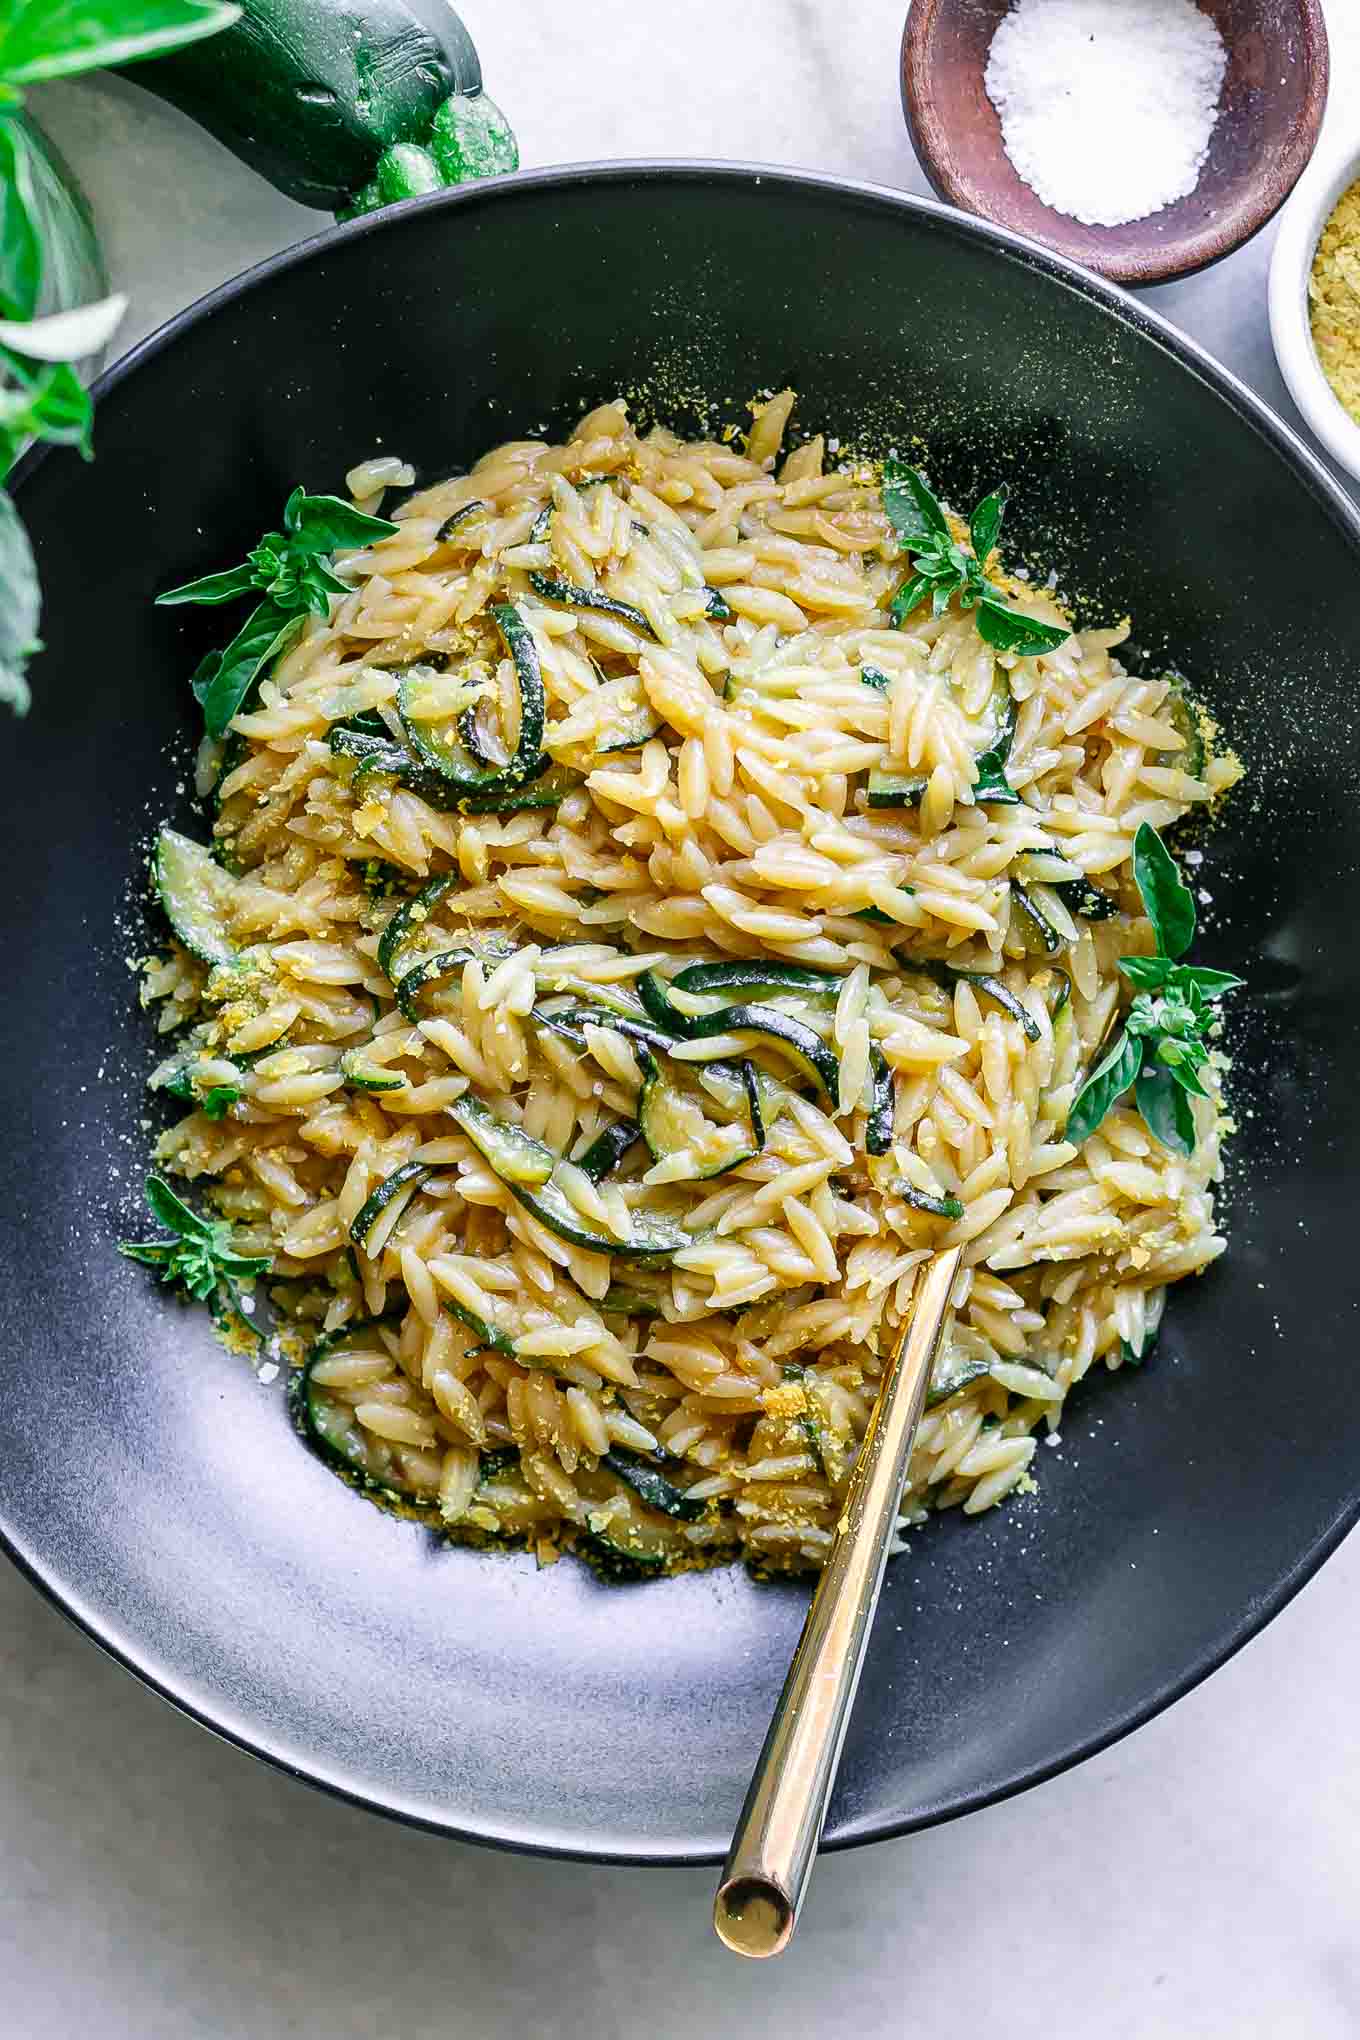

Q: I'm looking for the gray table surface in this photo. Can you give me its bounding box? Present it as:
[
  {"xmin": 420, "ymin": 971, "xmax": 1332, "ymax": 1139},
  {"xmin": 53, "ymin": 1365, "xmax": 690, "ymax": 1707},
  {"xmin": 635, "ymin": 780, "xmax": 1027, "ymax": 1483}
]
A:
[{"xmin": 9, "ymin": 6, "xmax": 1359, "ymax": 2035}]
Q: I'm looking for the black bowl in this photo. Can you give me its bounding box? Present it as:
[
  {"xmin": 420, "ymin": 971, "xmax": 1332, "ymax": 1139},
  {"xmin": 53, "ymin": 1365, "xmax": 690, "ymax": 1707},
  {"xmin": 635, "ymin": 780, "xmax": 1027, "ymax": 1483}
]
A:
[{"xmin": 5, "ymin": 165, "xmax": 1359, "ymax": 1863}]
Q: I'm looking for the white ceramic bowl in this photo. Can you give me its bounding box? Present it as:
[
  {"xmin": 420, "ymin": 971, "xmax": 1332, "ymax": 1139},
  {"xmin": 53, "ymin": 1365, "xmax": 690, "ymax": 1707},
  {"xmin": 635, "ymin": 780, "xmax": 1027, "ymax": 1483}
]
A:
[{"xmin": 1270, "ymin": 142, "xmax": 1360, "ymax": 483}]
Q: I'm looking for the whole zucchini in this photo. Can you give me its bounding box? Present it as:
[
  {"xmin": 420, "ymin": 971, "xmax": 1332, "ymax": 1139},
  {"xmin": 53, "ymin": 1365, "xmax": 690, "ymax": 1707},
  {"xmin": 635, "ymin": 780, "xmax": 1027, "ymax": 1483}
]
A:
[{"xmin": 119, "ymin": 0, "xmax": 516, "ymax": 215}]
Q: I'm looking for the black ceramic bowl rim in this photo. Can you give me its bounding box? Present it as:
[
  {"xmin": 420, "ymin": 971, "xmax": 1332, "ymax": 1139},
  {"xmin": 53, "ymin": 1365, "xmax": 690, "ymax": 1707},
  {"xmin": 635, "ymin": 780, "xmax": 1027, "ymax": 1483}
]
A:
[{"xmin": 8, "ymin": 160, "xmax": 1360, "ymax": 1864}]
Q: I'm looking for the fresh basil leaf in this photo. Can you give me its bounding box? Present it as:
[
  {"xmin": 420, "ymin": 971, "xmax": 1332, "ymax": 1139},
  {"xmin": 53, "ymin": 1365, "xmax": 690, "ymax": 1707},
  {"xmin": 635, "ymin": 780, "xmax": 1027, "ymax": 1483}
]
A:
[
  {"xmin": 975, "ymin": 598, "xmax": 1070, "ymax": 657},
  {"xmin": 0, "ymin": 291, "xmax": 126, "ymax": 362},
  {"xmin": 157, "ymin": 561, "xmax": 259, "ymax": 607},
  {"xmin": 0, "ymin": 0, "xmax": 239, "ymax": 87},
  {"xmin": 972, "ymin": 747, "xmax": 1019, "ymax": 804},
  {"xmin": 882, "ymin": 459, "xmax": 949, "ymax": 548},
  {"xmin": 199, "ymin": 1085, "xmax": 240, "ymax": 1119},
  {"xmin": 1132, "ymin": 822, "xmax": 1195, "ymax": 959},
  {"xmin": 969, "ymin": 486, "xmax": 1006, "ymax": 567},
  {"xmin": 1118, "ymin": 954, "xmax": 1176, "ymax": 990},
  {"xmin": 1158, "ymin": 1047, "xmax": 1210, "ymax": 1099},
  {"xmin": 0, "ymin": 351, "xmax": 91, "ymax": 469},
  {"xmin": 1065, "ymin": 1029, "xmax": 1142, "ymax": 1147},
  {"xmin": 1171, "ymin": 964, "xmax": 1243, "ymax": 998},
  {"xmin": 0, "ymin": 119, "xmax": 42, "ymax": 321},
  {"xmin": 888, "ymin": 571, "xmax": 932, "ymax": 628},
  {"xmin": 284, "ymin": 490, "xmax": 399, "ymax": 553},
  {"xmin": 1133, "ymin": 1061, "xmax": 1196, "ymax": 1156},
  {"xmin": 143, "ymin": 1171, "xmax": 211, "ymax": 1239},
  {"xmin": 0, "ymin": 485, "xmax": 39, "ymax": 711},
  {"xmin": 196, "ymin": 601, "xmax": 304, "ymax": 739}
]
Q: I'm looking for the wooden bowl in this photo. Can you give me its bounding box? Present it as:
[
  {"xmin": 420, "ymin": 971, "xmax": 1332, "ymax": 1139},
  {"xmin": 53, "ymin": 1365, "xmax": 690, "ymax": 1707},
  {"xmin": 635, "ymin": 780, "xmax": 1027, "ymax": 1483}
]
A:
[{"xmin": 902, "ymin": 0, "xmax": 1329, "ymax": 286}]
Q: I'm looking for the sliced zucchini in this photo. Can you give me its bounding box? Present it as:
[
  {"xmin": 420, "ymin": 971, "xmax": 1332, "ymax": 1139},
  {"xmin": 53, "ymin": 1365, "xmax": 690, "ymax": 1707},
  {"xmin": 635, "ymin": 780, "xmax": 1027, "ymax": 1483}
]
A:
[
  {"xmin": 601, "ymin": 1446, "xmax": 709, "ymax": 1521},
  {"xmin": 704, "ymin": 587, "xmax": 733, "ymax": 622},
  {"xmin": 456, "ymin": 693, "xmax": 505, "ymax": 769},
  {"xmin": 600, "ymin": 1285, "xmax": 665, "ymax": 1318},
  {"xmin": 398, "ymin": 603, "xmax": 546, "ymax": 793},
  {"xmin": 575, "ymin": 677, "xmax": 662, "ymax": 754},
  {"xmin": 1162, "ymin": 677, "xmax": 1206, "ymax": 778},
  {"xmin": 339, "ymin": 1049, "xmax": 408, "ymax": 1094},
  {"xmin": 865, "ymin": 1048, "xmax": 895, "ymax": 1155},
  {"xmin": 527, "ymin": 571, "xmax": 658, "ymax": 640},
  {"xmin": 437, "ymin": 500, "xmax": 486, "ymax": 542},
  {"xmin": 637, "ymin": 1050, "xmax": 759, "ymax": 1179},
  {"xmin": 350, "ymin": 1161, "xmax": 435, "ymax": 1255},
  {"xmin": 895, "ymin": 1182, "xmax": 964, "ymax": 1221},
  {"xmin": 393, "ymin": 936, "xmax": 515, "ymax": 1020},
  {"xmin": 860, "ymin": 665, "xmax": 891, "ymax": 691},
  {"xmin": 925, "ymin": 1357, "xmax": 991, "ymax": 1410},
  {"xmin": 444, "ymin": 1298, "xmax": 518, "ymax": 1358},
  {"xmin": 669, "ymin": 960, "xmax": 843, "ymax": 1005},
  {"xmin": 918, "ymin": 961, "xmax": 1042, "ymax": 1044},
  {"xmin": 636, "ymin": 973, "xmax": 840, "ymax": 1103},
  {"xmin": 449, "ymin": 1095, "xmax": 555, "ymax": 1187},
  {"xmin": 535, "ymin": 1005, "xmax": 679, "ymax": 1057},
  {"xmin": 154, "ymin": 827, "xmax": 241, "ymax": 968},
  {"xmin": 576, "ymin": 1118, "xmax": 642, "ymax": 1182},
  {"xmin": 1010, "ymin": 882, "xmax": 1063, "ymax": 958},
  {"xmin": 455, "ymin": 762, "xmax": 583, "ymax": 814},
  {"xmin": 290, "ymin": 1321, "xmax": 426, "ymax": 1504},
  {"xmin": 377, "ymin": 872, "xmax": 457, "ymax": 981},
  {"xmin": 1054, "ymin": 877, "xmax": 1118, "ymax": 922},
  {"xmin": 513, "ymin": 1175, "xmax": 691, "ymax": 1262},
  {"xmin": 1014, "ymin": 849, "xmax": 1084, "ymax": 887},
  {"xmin": 865, "ymin": 765, "xmax": 925, "ymax": 809}
]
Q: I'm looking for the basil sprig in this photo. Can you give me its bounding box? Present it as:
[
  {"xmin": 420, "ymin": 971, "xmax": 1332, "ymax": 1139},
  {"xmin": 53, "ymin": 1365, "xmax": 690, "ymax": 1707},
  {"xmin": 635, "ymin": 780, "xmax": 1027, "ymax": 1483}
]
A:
[
  {"xmin": 882, "ymin": 460, "xmax": 1070, "ymax": 656},
  {"xmin": 1065, "ymin": 825, "xmax": 1243, "ymax": 1156},
  {"xmin": 158, "ymin": 486, "xmax": 399, "ymax": 738},
  {"xmin": 119, "ymin": 1172, "xmax": 270, "ymax": 1309}
]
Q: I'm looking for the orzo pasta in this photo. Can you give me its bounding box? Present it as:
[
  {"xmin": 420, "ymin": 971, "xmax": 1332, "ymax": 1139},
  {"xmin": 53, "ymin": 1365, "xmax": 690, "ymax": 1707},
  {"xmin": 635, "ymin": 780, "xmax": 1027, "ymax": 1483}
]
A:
[{"xmin": 129, "ymin": 392, "xmax": 1239, "ymax": 1576}]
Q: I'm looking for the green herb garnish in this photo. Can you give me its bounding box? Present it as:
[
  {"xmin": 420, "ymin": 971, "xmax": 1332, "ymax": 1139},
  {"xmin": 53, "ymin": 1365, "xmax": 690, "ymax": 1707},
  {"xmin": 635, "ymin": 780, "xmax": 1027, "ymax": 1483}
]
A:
[
  {"xmin": 0, "ymin": 0, "xmax": 238, "ymax": 711},
  {"xmin": 1065, "ymin": 825, "xmax": 1243, "ymax": 1156},
  {"xmin": 158, "ymin": 486, "xmax": 399, "ymax": 737},
  {"xmin": 118, "ymin": 1171, "xmax": 270, "ymax": 1306},
  {"xmin": 881, "ymin": 461, "xmax": 1070, "ymax": 657}
]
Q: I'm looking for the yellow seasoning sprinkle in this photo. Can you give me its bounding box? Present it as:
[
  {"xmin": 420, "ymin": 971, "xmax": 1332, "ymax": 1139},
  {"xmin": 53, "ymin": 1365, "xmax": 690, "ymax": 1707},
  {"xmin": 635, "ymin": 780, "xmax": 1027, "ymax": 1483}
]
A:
[{"xmin": 1309, "ymin": 177, "xmax": 1360, "ymax": 424}]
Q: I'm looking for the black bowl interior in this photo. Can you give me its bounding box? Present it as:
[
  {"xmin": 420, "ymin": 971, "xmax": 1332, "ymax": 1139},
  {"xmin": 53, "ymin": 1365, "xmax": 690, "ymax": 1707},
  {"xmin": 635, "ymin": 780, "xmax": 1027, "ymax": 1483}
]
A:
[{"xmin": 4, "ymin": 166, "xmax": 1359, "ymax": 1861}]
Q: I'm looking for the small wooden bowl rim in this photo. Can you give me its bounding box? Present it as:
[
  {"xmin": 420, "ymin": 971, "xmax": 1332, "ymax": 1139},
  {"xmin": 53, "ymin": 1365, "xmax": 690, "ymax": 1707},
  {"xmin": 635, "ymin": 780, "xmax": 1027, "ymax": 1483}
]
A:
[{"xmin": 902, "ymin": 0, "xmax": 1330, "ymax": 288}]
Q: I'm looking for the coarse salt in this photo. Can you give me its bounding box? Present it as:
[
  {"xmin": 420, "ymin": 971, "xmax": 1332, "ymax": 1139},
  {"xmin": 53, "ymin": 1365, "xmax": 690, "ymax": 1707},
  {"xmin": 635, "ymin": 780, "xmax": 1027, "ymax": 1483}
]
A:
[{"xmin": 984, "ymin": 0, "xmax": 1228, "ymax": 229}]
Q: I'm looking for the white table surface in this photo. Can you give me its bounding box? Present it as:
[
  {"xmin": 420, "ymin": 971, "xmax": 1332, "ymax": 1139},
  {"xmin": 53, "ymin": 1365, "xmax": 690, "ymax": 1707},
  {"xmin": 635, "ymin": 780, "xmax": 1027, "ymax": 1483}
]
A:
[{"xmin": 10, "ymin": 6, "xmax": 1360, "ymax": 2036}]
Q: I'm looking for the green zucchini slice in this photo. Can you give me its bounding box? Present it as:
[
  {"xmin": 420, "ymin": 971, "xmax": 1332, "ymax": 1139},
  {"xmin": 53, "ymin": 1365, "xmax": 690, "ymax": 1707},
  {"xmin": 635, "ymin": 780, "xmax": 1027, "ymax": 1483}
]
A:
[
  {"xmin": 636, "ymin": 973, "xmax": 840, "ymax": 1103},
  {"xmin": 393, "ymin": 935, "xmax": 515, "ymax": 1020},
  {"xmin": 601, "ymin": 1446, "xmax": 709, "ymax": 1521},
  {"xmin": 437, "ymin": 500, "xmax": 486, "ymax": 542},
  {"xmin": 1010, "ymin": 882, "xmax": 1064, "ymax": 958},
  {"xmin": 449, "ymin": 1094, "xmax": 555, "ymax": 1187},
  {"xmin": 669, "ymin": 960, "xmax": 843, "ymax": 1005},
  {"xmin": 865, "ymin": 1048, "xmax": 895, "ymax": 1155},
  {"xmin": 918, "ymin": 961, "xmax": 1042, "ymax": 1044},
  {"xmin": 350, "ymin": 1160, "xmax": 435, "ymax": 1255},
  {"xmin": 1163, "ymin": 678, "xmax": 1206, "ymax": 778},
  {"xmin": 895, "ymin": 1182, "xmax": 965, "ymax": 1221},
  {"xmin": 449, "ymin": 1095, "xmax": 691, "ymax": 1261},
  {"xmin": 576, "ymin": 1119, "xmax": 642, "ymax": 1182},
  {"xmin": 443, "ymin": 1299, "xmax": 518, "ymax": 1358},
  {"xmin": 527, "ymin": 572, "xmax": 658, "ymax": 640},
  {"xmin": 154, "ymin": 827, "xmax": 241, "ymax": 968},
  {"xmin": 290, "ymin": 1320, "xmax": 426, "ymax": 1504},
  {"xmin": 377, "ymin": 871, "xmax": 457, "ymax": 980},
  {"xmin": 637, "ymin": 1050, "xmax": 759, "ymax": 1180},
  {"xmin": 339, "ymin": 1049, "xmax": 408, "ymax": 1094},
  {"xmin": 397, "ymin": 604, "xmax": 545, "ymax": 790},
  {"xmin": 1054, "ymin": 877, "xmax": 1118, "ymax": 922},
  {"xmin": 925, "ymin": 1357, "xmax": 991, "ymax": 1410}
]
